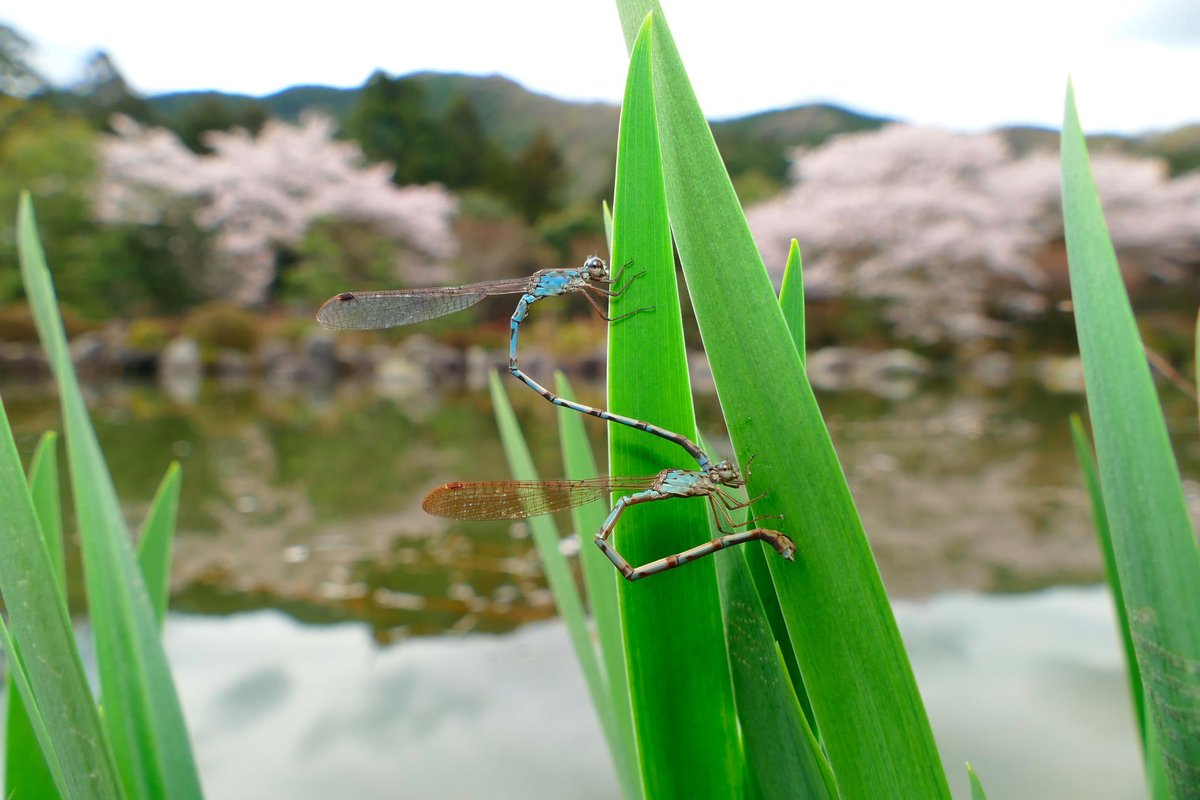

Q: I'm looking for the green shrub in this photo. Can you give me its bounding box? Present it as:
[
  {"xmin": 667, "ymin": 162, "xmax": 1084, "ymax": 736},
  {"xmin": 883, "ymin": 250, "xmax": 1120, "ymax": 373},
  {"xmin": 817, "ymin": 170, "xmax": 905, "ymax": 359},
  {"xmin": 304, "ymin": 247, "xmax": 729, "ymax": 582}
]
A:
[
  {"xmin": 279, "ymin": 217, "xmax": 402, "ymax": 304},
  {"xmin": 181, "ymin": 301, "xmax": 259, "ymax": 352},
  {"xmin": 124, "ymin": 318, "xmax": 173, "ymax": 351}
]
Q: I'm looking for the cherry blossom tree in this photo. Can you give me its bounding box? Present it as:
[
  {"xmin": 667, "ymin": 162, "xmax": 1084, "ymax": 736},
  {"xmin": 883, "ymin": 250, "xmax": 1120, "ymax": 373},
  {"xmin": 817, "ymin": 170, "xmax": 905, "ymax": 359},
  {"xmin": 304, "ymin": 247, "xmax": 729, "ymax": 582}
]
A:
[
  {"xmin": 96, "ymin": 114, "xmax": 457, "ymax": 305},
  {"xmin": 747, "ymin": 124, "xmax": 1200, "ymax": 345}
]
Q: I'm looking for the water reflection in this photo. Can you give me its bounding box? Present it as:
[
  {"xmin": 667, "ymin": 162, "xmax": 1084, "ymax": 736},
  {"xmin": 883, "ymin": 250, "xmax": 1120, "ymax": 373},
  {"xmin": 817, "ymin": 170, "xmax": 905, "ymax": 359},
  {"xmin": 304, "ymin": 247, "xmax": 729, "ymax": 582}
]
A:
[
  {"xmin": 4, "ymin": 376, "xmax": 1198, "ymax": 639},
  {"xmin": 163, "ymin": 587, "xmax": 1142, "ymax": 800},
  {"xmin": 169, "ymin": 611, "xmax": 620, "ymax": 800},
  {"xmin": 907, "ymin": 588, "xmax": 1145, "ymax": 799}
]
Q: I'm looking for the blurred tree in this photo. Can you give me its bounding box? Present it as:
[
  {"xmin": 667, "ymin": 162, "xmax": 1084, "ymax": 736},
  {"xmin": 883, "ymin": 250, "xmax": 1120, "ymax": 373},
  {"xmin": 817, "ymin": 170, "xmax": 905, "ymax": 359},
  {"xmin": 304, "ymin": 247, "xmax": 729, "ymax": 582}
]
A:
[
  {"xmin": 73, "ymin": 50, "xmax": 155, "ymax": 128},
  {"xmin": 0, "ymin": 95, "xmax": 203, "ymax": 316},
  {"xmin": 173, "ymin": 95, "xmax": 269, "ymax": 153},
  {"xmin": 97, "ymin": 114, "xmax": 458, "ymax": 306},
  {"xmin": 537, "ymin": 203, "xmax": 606, "ymax": 260},
  {"xmin": 747, "ymin": 124, "xmax": 1200, "ymax": 347},
  {"xmin": 279, "ymin": 217, "xmax": 401, "ymax": 303},
  {"xmin": 1144, "ymin": 124, "xmax": 1200, "ymax": 177},
  {"xmin": 440, "ymin": 94, "xmax": 488, "ymax": 187},
  {"xmin": 343, "ymin": 74, "xmax": 522, "ymax": 207},
  {"xmin": 440, "ymin": 92, "xmax": 518, "ymax": 192},
  {"xmin": 0, "ymin": 96, "xmax": 100, "ymax": 308},
  {"xmin": 507, "ymin": 129, "xmax": 565, "ymax": 223},
  {"xmin": 343, "ymin": 71, "xmax": 443, "ymax": 185},
  {"xmin": 90, "ymin": 213, "xmax": 209, "ymax": 314},
  {"xmin": 0, "ymin": 24, "xmax": 46, "ymax": 97},
  {"xmin": 712, "ymin": 127, "xmax": 788, "ymax": 193}
]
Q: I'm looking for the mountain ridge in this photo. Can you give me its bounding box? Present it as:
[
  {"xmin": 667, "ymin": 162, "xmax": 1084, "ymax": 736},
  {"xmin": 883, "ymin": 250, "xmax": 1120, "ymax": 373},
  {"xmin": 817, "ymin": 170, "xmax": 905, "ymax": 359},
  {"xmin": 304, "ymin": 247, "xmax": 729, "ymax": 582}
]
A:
[{"xmin": 145, "ymin": 72, "xmax": 1200, "ymax": 201}]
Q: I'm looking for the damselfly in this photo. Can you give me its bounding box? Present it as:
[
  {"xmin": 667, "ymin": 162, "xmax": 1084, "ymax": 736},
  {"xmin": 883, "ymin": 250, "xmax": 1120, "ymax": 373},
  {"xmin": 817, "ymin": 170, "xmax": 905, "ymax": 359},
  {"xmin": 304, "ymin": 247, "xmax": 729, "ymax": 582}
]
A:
[
  {"xmin": 318, "ymin": 257, "xmax": 715, "ymax": 470},
  {"xmin": 422, "ymin": 460, "xmax": 795, "ymax": 581},
  {"xmin": 317, "ymin": 256, "xmax": 631, "ymax": 330}
]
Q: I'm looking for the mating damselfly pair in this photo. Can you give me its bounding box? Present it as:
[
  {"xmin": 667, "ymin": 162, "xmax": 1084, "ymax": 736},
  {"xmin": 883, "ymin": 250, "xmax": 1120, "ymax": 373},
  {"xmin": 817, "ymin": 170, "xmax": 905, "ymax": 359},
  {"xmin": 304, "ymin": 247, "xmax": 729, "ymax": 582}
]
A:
[{"xmin": 317, "ymin": 256, "xmax": 795, "ymax": 581}]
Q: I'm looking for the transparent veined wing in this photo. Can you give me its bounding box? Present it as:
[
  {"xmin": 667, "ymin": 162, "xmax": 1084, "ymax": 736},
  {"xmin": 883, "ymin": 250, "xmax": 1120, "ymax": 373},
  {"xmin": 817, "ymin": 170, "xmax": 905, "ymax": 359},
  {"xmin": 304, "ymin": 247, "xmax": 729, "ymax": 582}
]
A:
[
  {"xmin": 422, "ymin": 475, "xmax": 660, "ymax": 520},
  {"xmin": 317, "ymin": 276, "xmax": 536, "ymax": 330}
]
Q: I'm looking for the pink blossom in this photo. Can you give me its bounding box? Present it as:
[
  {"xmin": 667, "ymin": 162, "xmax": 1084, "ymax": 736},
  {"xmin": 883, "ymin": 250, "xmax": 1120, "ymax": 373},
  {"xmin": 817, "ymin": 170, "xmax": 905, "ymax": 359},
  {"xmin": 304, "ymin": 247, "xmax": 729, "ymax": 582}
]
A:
[
  {"xmin": 97, "ymin": 114, "xmax": 458, "ymax": 305},
  {"xmin": 748, "ymin": 124, "xmax": 1200, "ymax": 344}
]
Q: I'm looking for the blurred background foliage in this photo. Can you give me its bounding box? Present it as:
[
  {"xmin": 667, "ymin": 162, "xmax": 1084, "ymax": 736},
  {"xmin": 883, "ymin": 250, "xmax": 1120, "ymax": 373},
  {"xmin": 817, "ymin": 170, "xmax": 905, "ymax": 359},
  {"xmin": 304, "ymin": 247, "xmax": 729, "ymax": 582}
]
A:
[{"xmin": 1, "ymin": 19, "xmax": 1199, "ymax": 361}]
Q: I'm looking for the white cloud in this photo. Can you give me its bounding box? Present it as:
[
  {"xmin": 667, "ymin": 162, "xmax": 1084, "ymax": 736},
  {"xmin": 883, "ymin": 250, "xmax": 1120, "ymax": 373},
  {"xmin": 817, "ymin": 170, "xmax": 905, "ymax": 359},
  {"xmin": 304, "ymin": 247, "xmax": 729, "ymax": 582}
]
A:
[
  {"xmin": 6, "ymin": 0, "xmax": 1200, "ymax": 132},
  {"xmin": 1118, "ymin": 0, "xmax": 1200, "ymax": 46}
]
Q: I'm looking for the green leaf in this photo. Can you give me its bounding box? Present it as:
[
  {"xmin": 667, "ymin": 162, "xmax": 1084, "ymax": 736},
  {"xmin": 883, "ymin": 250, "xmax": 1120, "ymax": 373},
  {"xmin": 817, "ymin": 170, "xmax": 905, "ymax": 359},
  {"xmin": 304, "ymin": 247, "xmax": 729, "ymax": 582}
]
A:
[
  {"xmin": 5, "ymin": 673, "xmax": 60, "ymax": 800},
  {"xmin": 488, "ymin": 370, "xmax": 619, "ymax": 783},
  {"xmin": 18, "ymin": 193, "xmax": 203, "ymax": 800},
  {"xmin": 1069, "ymin": 416, "xmax": 1144, "ymax": 740},
  {"xmin": 609, "ymin": 15, "xmax": 742, "ymax": 797},
  {"xmin": 778, "ymin": 239, "xmax": 805, "ymax": 364},
  {"xmin": 0, "ymin": 616, "xmax": 66, "ymax": 799},
  {"xmin": 1143, "ymin": 716, "xmax": 1171, "ymax": 800},
  {"xmin": 1071, "ymin": 417, "xmax": 1167, "ymax": 800},
  {"xmin": 700, "ymin": 433, "xmax": 816, "ymax": 795},
  {"xmin": 603, "ymin": 200, "xmax": 614, "ymax": 251},
  {"xmin": 5, "ymin": 431, "xmax": 66, "ymax": 799},
  {"xmin": 613, "ymin": 4, "xmax": 950, "ymax": 796},
  {"xmin": 0, "ymin": 393, "xmax": 121, "ymax": 799},
  {"xmin": 1061, "ymin": 82, "xmax": 1200, "ymax": 794},
  {"xmin": 28, "ymin": 431, "xmax": 65, "ymax": 596},
  {"xmin": 966, "ymin": 763, "xmax": 989, "ymax": 800},
  {"xmin": 137, "ymin": 462, "xmax": 182, "ymax": 629},
  {"xmin": 555, "ymin": 372, "xmax": 642, "ymax": 800},
  {"xmin": 717, "ymin": 547, "xmax": 835, "ymax": 800},
  {"xmin": 762, "ymin": 239, "xmax": 813, "ymax": 718}
]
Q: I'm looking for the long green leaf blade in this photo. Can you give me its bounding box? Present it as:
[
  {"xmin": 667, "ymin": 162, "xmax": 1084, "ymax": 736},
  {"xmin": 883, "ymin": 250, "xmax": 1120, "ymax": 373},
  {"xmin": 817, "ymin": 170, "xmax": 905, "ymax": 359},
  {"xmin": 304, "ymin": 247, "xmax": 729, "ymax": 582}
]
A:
[
  {"xmin": 778, "ymin": 239, "xmax": 805, "ymax": 364},
  {"xmin": 1060, "ymin": 82, "xmax": 1200, "ymax": 794},
  {"xmin": 136, "ymin": 462, "xmax": 182, "ymax": 629},
  {"xmin": 610, "ymin": 16, "xmax": 742, "ymax": 798},
  {"xmin": 0, "ymin": 616, "xmax": 68, "ymax": 798},
  {"xmin": 1071, "ymin": 415, "xmax": 1167, "ymax": 798},
  {"xmin": 767, "ymin": 251, "xmax": 813, "ymax": 717},
  {"xmin": 717, "ymin": 547, "xmax": 834, "ymax": 800},
  {"xmin": 29, "ymin": 431, "xmax": 65, "ymax": 596},
  {"xmin": 0, "ymin": 393, "xmax": 121, "ymax": 799},
  {"xmin": 613, "ymin": 4, "xmax": 950, "ymax": 797},
  {"xmin": 1144, "ymin": 716, "xmax": 1171, "ymax": 800},
  {"xmin": 1069, "ymin": 416, "xmax": 1144, "ymax": 741},
  {"xmin": 18, "ymin": 194, "xmax": 203, "ymax": 800},
  {"xmin": 488, "ymin": 370, "xmax": 619, "ymax": 781},
  {"xmin": 555, "ymin": 372, "xmax": 642, "ymax": 800},
  {"xmin": 966, "ymin": 763, "xmax": 989, "ymax": 800},
  {"xmin": 5, "ymin": 431, "xmax": 66, "ymax": 799},
  {"xmin": 5, "ymin": 674, "xmax": 60, "ymax": 800},
  {"xmin": 697, "ymin": 430, "xmax": 814, "ymax": 792}
]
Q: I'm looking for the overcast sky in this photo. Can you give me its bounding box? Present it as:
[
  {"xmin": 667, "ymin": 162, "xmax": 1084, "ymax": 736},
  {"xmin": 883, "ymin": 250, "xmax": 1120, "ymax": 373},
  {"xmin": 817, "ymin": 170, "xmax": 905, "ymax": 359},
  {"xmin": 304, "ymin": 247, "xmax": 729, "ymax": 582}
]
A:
[{"xmin": 6, "ymin": 0, "xmax": 1200, "ymax": 134}]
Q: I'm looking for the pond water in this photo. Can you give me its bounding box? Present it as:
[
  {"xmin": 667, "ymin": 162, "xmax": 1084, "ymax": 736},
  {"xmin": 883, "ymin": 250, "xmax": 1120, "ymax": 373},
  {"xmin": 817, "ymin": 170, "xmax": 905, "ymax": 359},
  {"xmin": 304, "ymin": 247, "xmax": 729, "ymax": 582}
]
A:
[
  {"xmin": 4, "ymin": 373, "xmax": 1195, "ymax": 797},
  {"xmin": 166, "ymin": 587, "xmax": 1142, "ymax": 799}
]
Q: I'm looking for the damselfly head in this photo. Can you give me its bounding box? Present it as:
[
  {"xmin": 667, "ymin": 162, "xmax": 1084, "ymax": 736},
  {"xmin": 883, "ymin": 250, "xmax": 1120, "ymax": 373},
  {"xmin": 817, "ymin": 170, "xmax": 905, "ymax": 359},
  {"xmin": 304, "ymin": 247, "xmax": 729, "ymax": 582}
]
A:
[
  {"xmin": 581, "ymin": 255, "xmax": 609, "ymax": 281},
  {"xmin": 710, "ymin": 460, "xmax": 744, "ymax": 487}
]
